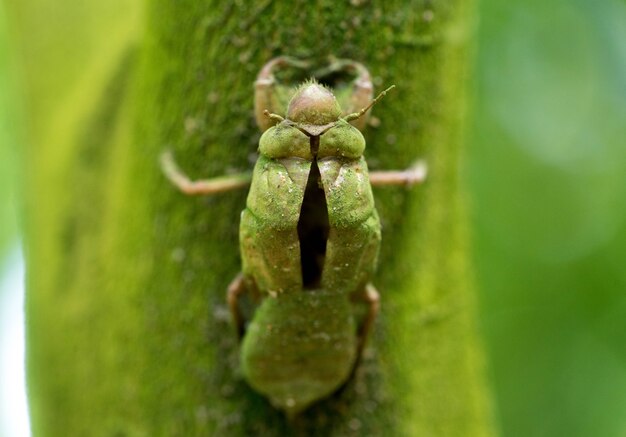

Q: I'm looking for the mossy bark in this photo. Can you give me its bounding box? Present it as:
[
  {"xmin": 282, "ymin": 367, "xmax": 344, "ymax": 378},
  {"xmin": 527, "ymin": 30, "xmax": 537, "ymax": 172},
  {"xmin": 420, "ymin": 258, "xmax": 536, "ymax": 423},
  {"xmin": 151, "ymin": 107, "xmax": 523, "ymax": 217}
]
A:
[{"xmin": 9, "ymin": 0, "xmax": 495, "ymax": 435}]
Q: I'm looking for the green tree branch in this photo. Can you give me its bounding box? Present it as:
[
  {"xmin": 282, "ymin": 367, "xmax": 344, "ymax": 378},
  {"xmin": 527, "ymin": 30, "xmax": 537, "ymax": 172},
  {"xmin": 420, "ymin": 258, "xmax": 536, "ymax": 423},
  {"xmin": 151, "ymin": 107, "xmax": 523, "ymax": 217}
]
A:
[{"xmin": 10, "ymin": 0, "xmax": 495, "ymax": 435}]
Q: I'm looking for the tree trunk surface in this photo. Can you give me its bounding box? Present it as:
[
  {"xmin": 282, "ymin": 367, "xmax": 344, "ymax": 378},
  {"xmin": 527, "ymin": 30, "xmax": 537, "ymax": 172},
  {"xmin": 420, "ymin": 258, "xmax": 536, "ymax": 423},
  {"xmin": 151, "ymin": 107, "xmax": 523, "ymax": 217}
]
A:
[{"xmin": 8, "ymin": 0, "xmax": 495, "ymax": 435}]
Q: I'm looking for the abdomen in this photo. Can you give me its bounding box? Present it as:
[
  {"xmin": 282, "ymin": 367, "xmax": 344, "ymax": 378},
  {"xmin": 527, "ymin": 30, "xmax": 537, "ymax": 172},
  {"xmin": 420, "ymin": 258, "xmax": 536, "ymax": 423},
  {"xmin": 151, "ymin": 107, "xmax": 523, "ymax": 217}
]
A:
[{"xmin": 240, "ymin": 289, "xmax": 357, "ymax": 415}]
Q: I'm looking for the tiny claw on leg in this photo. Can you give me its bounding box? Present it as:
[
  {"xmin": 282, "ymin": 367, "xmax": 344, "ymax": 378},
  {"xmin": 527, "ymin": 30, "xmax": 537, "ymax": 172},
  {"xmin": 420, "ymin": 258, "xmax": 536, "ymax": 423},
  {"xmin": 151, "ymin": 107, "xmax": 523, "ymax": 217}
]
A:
[{"xmin": 369, "ymin": 160, "xmax": 428, "ymax": 187}]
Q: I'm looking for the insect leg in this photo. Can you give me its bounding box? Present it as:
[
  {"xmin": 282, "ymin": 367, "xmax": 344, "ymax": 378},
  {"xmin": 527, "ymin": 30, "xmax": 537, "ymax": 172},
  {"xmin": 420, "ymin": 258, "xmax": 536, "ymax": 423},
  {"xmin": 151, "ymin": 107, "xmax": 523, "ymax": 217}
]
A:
[
  {"xmin": 255, "ymin": 56, "xmax": 310, "ymax": 131},
  {"xmin": 369, "ymin": 160, "xmax": 428, "ymax": 187},
  {"xmin": 160, "ymin": 150, "xmax": 252, "ymax": 195},
  {"xmin": 313, "ymin": 58, "xmax": 373, "ymax": 130},
  {"xmin": 354, "ymin": 283, "xmax": 381, "ymax": 360},
  {"xmin": 226, "ymin": 273, "xmax": 247, "ymax": 340}
]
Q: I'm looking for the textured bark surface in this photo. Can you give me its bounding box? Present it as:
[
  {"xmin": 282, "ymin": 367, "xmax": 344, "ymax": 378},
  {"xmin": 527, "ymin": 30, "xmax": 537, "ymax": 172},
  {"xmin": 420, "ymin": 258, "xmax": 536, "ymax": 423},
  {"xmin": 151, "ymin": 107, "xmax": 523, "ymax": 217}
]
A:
[{"xmin": 8, "ymin": 0, "xmax": 495, "ymax": 435}]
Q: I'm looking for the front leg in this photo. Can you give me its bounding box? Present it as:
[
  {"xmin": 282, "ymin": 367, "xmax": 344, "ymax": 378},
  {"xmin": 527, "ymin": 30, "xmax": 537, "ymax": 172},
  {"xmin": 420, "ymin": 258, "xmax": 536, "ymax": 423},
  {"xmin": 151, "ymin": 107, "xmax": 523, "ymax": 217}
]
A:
[
  {"xmin": 369, "ymin": 160, "xmax": 428, "ymax": 187},
  {"xmin": 160, "ymin": 150, "xmax": 252, "ymax": 195}
]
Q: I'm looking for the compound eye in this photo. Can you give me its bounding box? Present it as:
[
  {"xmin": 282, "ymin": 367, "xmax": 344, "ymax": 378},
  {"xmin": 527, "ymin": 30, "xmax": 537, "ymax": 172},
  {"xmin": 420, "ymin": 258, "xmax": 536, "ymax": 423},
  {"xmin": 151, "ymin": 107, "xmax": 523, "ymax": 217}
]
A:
[{"xmin": 259, "ymin": 124, "xmax": 312, "ymax": 160}]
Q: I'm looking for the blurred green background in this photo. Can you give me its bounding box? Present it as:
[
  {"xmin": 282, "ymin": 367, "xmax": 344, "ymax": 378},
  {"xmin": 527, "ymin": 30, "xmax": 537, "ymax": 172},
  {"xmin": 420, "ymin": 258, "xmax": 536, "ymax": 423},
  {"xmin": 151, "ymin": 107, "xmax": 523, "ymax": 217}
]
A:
[
  {"xmin": 1, "ymin": 0, "xmax": 625, "ymax": 435},
  {"xmin": 0, "ymin": 3, "xmax": 18, "ymax": 258},
  {"xmin": 470, "ymin": 0, "xmax": 626, "ymax": 435}
]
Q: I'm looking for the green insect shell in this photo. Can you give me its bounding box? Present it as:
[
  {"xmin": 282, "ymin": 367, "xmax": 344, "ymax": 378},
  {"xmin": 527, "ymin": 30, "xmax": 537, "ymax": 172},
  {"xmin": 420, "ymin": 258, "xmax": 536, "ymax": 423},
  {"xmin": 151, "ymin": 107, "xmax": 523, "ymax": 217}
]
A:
[{"xmin": 238, "ymin": 82, "xmax": 381, "ymax": 415}]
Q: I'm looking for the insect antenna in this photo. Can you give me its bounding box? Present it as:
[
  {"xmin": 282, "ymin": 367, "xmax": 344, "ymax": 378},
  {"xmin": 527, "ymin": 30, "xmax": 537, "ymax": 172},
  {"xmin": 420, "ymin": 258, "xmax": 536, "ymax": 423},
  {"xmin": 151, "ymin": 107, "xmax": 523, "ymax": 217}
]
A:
[
  {"xmin": 343, "ymin": 85, "xmax": 395, "ymax": 122},
  {"xmin": 263, "ymin": 109, "xmax": 285, "ymax": 124}
]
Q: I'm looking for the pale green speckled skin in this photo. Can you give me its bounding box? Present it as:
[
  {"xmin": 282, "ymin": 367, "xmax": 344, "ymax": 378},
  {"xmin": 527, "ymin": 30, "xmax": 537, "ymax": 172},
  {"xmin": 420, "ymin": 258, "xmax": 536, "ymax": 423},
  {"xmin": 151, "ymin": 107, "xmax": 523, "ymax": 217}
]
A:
[{"xmin": 239, "ymin": 117, "xmax": 381, "ymax": 414}]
